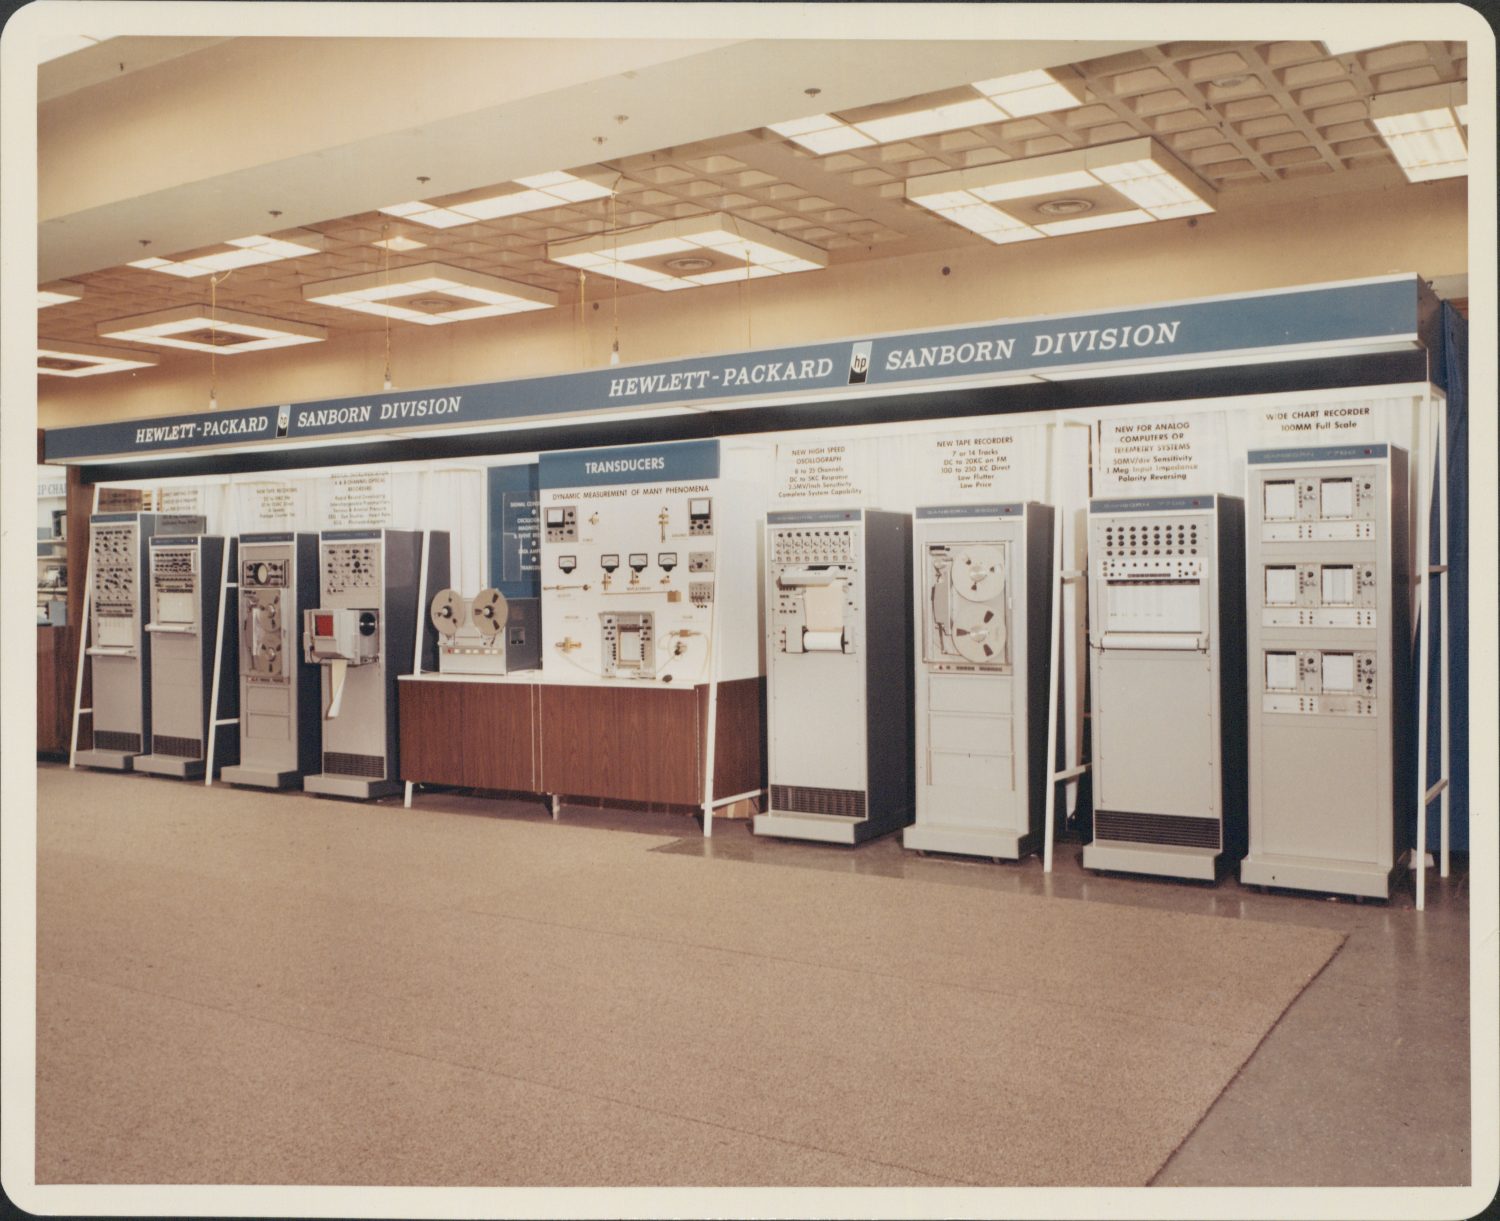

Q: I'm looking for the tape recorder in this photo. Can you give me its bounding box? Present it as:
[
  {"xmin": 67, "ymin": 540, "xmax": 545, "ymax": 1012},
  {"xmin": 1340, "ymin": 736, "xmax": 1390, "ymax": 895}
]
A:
[{"xmin": 429, "ymin": 587, "xmax": 540, "ymax": 675}]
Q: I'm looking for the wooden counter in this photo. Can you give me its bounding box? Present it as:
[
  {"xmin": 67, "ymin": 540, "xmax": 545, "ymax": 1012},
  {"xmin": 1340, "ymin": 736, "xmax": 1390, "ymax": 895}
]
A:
[{"xmin": 398, "ymin": 675, "xmax": 764, "ymax": 809}]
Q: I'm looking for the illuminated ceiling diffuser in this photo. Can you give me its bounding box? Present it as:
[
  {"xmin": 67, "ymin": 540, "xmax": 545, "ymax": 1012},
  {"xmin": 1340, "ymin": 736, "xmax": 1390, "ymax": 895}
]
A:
[
  {"xmin": 770, "ymin": 70, "xmax": 1086, "ymax": 152},
  {"xmin": 1371, "ymin": 81, "xmax": 1468, "ymax": 182},
  {"xmin": 99, "ymin": 306, "xmax": 327, "ymax": 353},
  {"xmin": 38, "ymin": 339, "xmax": 159, "ymax": 378},
  {"xmin": 906, "ymin": 137, "xmax": 1215, "ymax": 245},
  {"xmin": 39, "ymin": 280, "xmax": 85, "ymax": 307},
  {"xmin": 129, "ymin": 231, "xmax": 323, "ymax": 277},
  {"xmin": 303, "ymin": 263, "xmax": 558, "ymax": 324},
  {"xmin": 381, "ymin": 171, "xmax": 613, "ymax": 228},
  {"xmin": 547, "ymin": 212, "xmax": 828, "ymax": 291}
]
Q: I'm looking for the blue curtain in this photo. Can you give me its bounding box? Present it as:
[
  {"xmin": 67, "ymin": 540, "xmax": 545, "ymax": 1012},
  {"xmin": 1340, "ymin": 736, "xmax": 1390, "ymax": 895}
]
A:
[{"xmin": 1421, "ymin": 303, "xmax": 1468, "ymax": 851}]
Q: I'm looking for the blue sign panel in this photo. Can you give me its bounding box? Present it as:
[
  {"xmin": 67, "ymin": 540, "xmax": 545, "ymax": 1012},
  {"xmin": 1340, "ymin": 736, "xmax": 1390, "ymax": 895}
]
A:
[
  {"xmin": 538, "ymin": 439, "xmax": 720, "ymax": 488},
  {"xmin": 486, "ymin": 463, "xmax": 540, "ymax": 598},
  {"xmin": 43, "ymin": 276, "xmax": 1427, "ymax": 462}
]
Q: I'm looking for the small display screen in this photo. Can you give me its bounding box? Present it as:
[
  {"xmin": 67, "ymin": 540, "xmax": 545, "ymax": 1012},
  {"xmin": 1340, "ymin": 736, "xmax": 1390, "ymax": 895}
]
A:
[
  {"xmin": 546, "ymin": 508, "xmax": 565, "ymax": 525},
  {"xmin": 690, "ymin": 499, "xmax": 710, "ymax": 516},
  {"xmin": 314, "ymin": 613, "xmax": 335, "ymax": 636}
]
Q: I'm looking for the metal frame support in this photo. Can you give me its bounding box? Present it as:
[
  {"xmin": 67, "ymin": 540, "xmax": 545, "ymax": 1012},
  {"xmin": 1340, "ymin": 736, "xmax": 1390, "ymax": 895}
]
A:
[
  {"xmin": 1043, "ymin": 418, "xmax": 1092, "ymax": 873},
  {"xmin": 202, "ymin": 541, "xmax": 236, "ymax": 787},
  {"xmin": 1414, "ymin": 393, "xmax": 1452, "ymax": 910},
  {"xmin": 403, "ymin": 529, "xmax": 433, "ymax": 810},
  {"xmin": 67, "ymin": 485, "xmax": 102, "ymax": 767}
]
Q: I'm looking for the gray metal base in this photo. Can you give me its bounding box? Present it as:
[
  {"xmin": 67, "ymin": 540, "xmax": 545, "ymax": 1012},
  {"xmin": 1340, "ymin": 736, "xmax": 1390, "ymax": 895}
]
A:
[
  {"xmin": 902, "ymin": 822, "xmax": 1032, "ymax": 860},
  {"xmin": 72, "ymin": 749, "xmax": 136, "ymax": 772},
  {"xmin": 753, "ymin": 808, "xmax": 910, "ymax": 845},
  {"xmin": 303, "ymin": 773, "xmax": 399, "ymax": 801},
  {"xmin": 1083, "ymin": 839, "xmax": 1220, "ymax": 881},
  {"xmin": 220, "ymin": 764, "xmax": 302, "ymax": 790},
  {"xmin": 134, "ymin": 754, "xmax": 205, "ymax": 780},
  {"xmin": 1240, "ymin": 852, "xmax": 1394, "ymax": 899}
]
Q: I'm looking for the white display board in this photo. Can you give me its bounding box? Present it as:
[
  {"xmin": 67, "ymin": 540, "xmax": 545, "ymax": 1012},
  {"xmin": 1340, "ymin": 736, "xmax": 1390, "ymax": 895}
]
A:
[{"xmin": 772, "ymin": 436, "xmax": 872, "ymax": 505}]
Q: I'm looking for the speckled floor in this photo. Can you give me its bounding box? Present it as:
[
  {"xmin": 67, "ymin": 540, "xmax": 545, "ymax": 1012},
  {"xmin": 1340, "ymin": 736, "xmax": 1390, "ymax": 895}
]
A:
[{"xmin": 33, "ymin": 763, "xmax": 1470, "ymax": 1190}]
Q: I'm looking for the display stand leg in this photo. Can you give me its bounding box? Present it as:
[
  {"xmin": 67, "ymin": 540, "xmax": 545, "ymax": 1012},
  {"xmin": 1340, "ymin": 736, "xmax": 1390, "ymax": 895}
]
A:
[
  {"xmin": 551, "ymin": 794, "xmax": 561, "ymax": 821},
  {"xmin": 404, "ymin": 781, "xmax": 414, "ymax": 809},
  {"xmin": 68, "ymin": 486, "xmax": 102, "ymax": 768}
]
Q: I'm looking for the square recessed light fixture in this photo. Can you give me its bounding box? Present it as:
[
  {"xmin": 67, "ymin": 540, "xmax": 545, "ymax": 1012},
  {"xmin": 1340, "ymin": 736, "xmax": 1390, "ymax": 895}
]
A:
[
  {"xmin": 906, "ymin": 137, "xmax": 1215, "ymax": 245},
  {"xmin": 98, "ymin": 306, "xmax": 327, "ymax": 353},
  {"xmin": 303, "ymin": 263, "xmax": 558, "ymax": 325},
  {"xmin": 1371, "ymin": 81, "xmax": 1468, "ymax": 181},
  {"xmin": 372, "ymin": 234, "xmax": 426, "ymax": 252},
  {"xmin": 769, "ymin": 70, "xmax": 1086, "ymax": 154},
  {"xmin": 38, "ymin": 340, "xmax": 159, "ymax": 378},
  {"xmin": 381, "ymin": 170, "xmax": 613, "ymax": 229},
  {"xmin": 127, "ymin": 231, "xmax": 323, "ymax": 277},
  {"xmin": 39, "ymin": 280, "xmax": 85, "ymax": 307},
  {"xmin": 547, "ymin": 213, "xmax": 828, "ymax": 291}
]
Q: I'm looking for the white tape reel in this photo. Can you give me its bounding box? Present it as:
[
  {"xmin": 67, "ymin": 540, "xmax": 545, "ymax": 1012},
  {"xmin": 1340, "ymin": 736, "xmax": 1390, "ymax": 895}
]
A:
[
  {"xmin": 470, "ymin": 588, "xmax": 507, "ymax": 638},
  {"xmin": 429, "ymin": 588, "xmax": 463, "ymax": 637}
]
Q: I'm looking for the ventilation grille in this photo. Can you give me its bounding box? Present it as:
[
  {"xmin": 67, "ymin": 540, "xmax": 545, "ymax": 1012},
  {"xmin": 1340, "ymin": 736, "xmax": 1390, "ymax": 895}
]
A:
[
  {"xmin": 93, "ymin": 730, "xmax": 140, "ymax": 754},
  {"xmin": 151, "ymin": 734, "xmax": 202, "ymax": 760},
  {"xmin": 323, "ymin": 751, "xmax": 386, "ymax": 779},
  {"xmin": 771, "ymin": 784, "xmax": 867, "ymax": 820},
  {"xmin": 1095, "ymin": 809, "xmax": 1220, "ymax": 850}
]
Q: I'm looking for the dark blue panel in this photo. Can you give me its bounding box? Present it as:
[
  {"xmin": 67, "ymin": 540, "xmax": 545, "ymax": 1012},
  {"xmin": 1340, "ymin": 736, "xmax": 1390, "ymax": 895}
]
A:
[
  {"xmin": 486, "ymin": 464, "xmax": 540, "ymax": 599},
  {"xmin": 538, "ymin": 439, "xmax": 719, "ymax": 488}
]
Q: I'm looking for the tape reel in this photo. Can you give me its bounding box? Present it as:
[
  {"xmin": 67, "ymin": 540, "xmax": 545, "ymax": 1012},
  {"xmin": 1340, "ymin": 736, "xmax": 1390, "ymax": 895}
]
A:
[
  {"xmin": 951, "ymin": 600, "xmax": 1006, "ymax": 664},
  {"xmin": 470, "ymin": 588, "xmax": 507, "ymax": 638},
  {"xmin": 429, "ymin": 588, "xmax": 463, "ymax": 637},
  {"xmin": 952, "ymin": 544, "xmax": 1006, "ymax": 603}
]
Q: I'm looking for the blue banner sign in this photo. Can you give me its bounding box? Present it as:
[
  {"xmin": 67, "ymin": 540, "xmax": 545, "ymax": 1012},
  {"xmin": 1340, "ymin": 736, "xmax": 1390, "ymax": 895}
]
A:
[
  {"xmin": 44, "ymin": 276, "xmax": 1428, "ymax": 462},
  {"xmin": 538, "ymin": 439, "xmax": 720, "ymax": 488}
]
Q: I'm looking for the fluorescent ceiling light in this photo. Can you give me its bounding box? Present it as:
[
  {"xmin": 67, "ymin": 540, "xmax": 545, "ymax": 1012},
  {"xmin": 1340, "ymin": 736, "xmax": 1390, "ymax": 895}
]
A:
[
  {"xmin": 770, "ymin": 70, "xmax": 1085, "ymax": 155},
  {"xmin": 38, "ymin": 339, "xmax": 158, "ymax": 378},
  {"xmin": 39, "ymin": 280, "xmax": 85, "ymax": 307},
  {"xmin": 1371, "ymin": 81, "xmax": 1468, "ymax": 181},
  {"xmin": 372, "ymin": 235, "xmax": 426, "ymax": 252},
  {"xmin": 380, "ymin": 171, "xmax": 613, "ymax": 229},
  {"xmin": 1320, "ymin": 38, "xmax": 1395, "ymax": 55},
  {"xmin": 99, "ymin": 306, "xmax": 326, "ymax": 353},
  {"xmin": 303, "ymin": 263, "xmax": 558, "ymax": 325},
  {"xmin": 972, "ymin": 68, "xmax": 1088, "ymax": 117},
  {"xmin": 547, "ymin": 212, "xmax": 828, "ymax": 292},
  {"xmin": 905, "ymin": 137, "xmax": 1216, "ymax": 247},
  {"xmin": 127, "ymin": 232, "xmax": 322, "ymax": 277}
]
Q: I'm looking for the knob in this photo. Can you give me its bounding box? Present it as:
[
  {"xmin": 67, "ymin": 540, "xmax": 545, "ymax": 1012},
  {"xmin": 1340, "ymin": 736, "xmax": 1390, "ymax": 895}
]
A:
[{"xmin": 358, "ymin": 611, "xmax": 377, "ymax": 636}]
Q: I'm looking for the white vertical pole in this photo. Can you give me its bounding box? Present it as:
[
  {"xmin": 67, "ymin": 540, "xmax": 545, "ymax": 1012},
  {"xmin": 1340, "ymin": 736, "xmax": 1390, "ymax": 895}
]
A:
[
  {"xmin": 1041, "ymin": 421, "xmax": 1067, "ymax": 873},
  {"xmin": 405, "ymin": 530, "xmax": 432, "ymax": 809},
  {"xmin": 202, "ymin": 539, "xmax": 233, "ymax": 786},
  {"xmin": 1438, "ymin": 397, "xmax": 1451, "ymax": 877},
  {"xmin": 700, "ymin": 561, "xmax": 723, "ymax": 839},
  {"xmin": 68, "ymin": 485, "xmax": 102, "ymax": 767},
  {"xmin": 1414, "ymin": 397, "xmax": 1432, "ymax": 910}
]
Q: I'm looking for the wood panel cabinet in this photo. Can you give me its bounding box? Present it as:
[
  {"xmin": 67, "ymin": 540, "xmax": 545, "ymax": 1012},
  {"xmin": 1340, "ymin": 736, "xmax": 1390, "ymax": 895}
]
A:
[{"xmin": 398, "ymin": 676, "xmax": 763, "ymax": 810}]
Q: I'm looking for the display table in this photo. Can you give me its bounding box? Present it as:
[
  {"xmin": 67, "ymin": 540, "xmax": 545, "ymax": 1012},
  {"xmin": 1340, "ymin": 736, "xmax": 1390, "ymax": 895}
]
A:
[{"xmin": 398, "ymin": 673, "xmax": 764, "ymax": 832}]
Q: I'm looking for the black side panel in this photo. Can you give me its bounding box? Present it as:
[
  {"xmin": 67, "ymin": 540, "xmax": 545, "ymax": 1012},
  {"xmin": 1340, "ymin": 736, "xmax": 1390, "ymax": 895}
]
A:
[
  {"xmin": 379, "ymin": 529, "xmax": 450, "ymax": 781},
  {"xmin": 1025, "ymin": 503, "xmax": 1056, "ymax": 845},
  {"xmin": 1214, "ymin": 497, "xmax": 1248, "ymax": 863},
  {"xmin": 862, "ymin": 511, "xmax": 914, "ymax": 825}
]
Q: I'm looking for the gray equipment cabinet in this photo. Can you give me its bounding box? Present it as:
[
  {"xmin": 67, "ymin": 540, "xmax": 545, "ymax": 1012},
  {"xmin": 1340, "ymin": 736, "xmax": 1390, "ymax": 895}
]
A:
[
  {"xmin": 75, "ymin": 511, "xmax": 207, "ymax": 771},
  {"xmin": 301, "ymin": 529, "xmax": 449, "ymax": 800},
  {"xmin": 135, "ymin": 534, "xmax": 239, "ymax": 780},
  {"xmin": 904, "ymin": 502, "xmax": 1054, "ymax": 860},
  {"xmin": 1082, "ymin": 494, "xmax": 1247, "ymax": 880},
  {"xmin": 1240, "ymin": 444, "xmax": 1413, "ymax": 899},
  {"xmin": 221, "ymin": 533, "xmax": 322, "ymax": 789},
  {"xmin": 754, "ymin": 508, "xmax": 914, "ymax": 845}
]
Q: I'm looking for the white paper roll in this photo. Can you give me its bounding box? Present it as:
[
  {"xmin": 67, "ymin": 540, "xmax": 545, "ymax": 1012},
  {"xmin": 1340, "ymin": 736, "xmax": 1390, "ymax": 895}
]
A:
[
  {"xmin": 326, "ymin": 658, "xmax": 348, "ymax": 719},
  {"xmin": 802, "ymin": 630, "xmax": 846, "ymax": 653}
]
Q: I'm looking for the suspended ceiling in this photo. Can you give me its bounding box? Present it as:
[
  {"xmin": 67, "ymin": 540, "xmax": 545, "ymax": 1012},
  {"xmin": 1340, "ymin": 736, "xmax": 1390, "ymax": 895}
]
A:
[{"xmin": 36, "ymin": 33, "xmax": 1470, "ymax": 370}]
